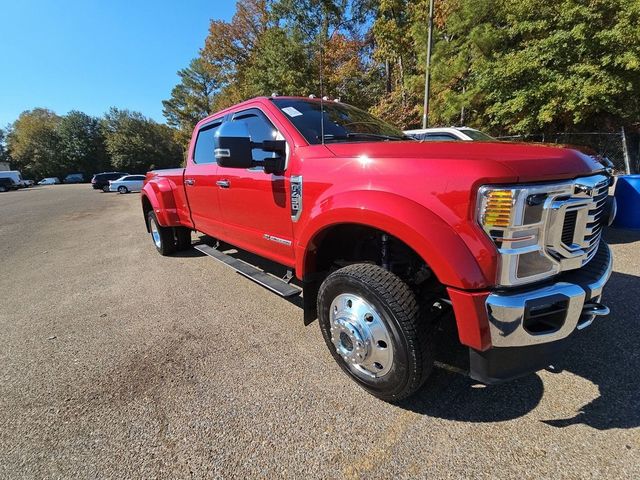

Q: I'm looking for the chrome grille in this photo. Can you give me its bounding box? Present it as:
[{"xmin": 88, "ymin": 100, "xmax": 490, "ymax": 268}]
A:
[
  {"xmin": 582, "ymin": 179, "xmax": 610, "ymax": 263},
  {"xmin": 545, "ymin": 174, "xmax": 610, "ymax": 273},
  {"xmin": 561, "ymin": 210, "xmax": 578, "ymax": 245}
]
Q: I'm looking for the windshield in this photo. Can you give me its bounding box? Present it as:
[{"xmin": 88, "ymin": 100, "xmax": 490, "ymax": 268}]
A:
[
  {"xmin": 272, "ymin": 98, "xmax": 410, "ymax": 144},
  {"xmin": 463, "ymin": 129, "xmax": 495, "ymax": 141}
]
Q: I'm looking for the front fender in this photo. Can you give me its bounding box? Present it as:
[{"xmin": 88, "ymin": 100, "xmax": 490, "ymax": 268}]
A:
[
  {"xmin": 141, "ymin": 179, "xmax": 182, "ymax": 228},
  {"xmin": 295, "ymin": 190, "xmax": 496, "ymax": 290}
]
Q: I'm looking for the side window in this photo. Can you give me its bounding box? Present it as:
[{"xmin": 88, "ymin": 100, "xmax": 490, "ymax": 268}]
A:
[
  {"xmin": 193, "ymin": 121, "xmax": 221, "ymax": 164},
  {"xmin": 231, "ymin": 109, "xmax": 278, "ymax": 163}
]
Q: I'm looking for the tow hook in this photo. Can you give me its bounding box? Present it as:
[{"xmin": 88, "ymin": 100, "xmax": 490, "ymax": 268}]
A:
[{"xmin": 577, "ymin": 302, "xmax": 610, "ymax": 330}]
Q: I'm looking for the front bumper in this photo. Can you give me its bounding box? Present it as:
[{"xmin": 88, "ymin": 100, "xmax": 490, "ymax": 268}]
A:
[{"xmin": 469, "ymin": 242, "xmax": 613, "ymax": 383}]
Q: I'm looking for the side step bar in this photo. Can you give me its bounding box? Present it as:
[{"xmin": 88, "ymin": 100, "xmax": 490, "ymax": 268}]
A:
[{"xmin": 195, "ymin": 244, "xmax": 302, "ymax": 298}]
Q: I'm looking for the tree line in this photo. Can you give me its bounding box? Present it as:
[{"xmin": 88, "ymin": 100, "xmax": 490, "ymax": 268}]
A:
[
  {"xmin": 1, "ymin": 108, "xmax": 183, "ymax": 181},
  {"xmin": 163, "ymin": 0, "xmax": 640, "ymax": 148},
  {"xmin": 2, "ymin": 0, "xmax": 638, "ymax": 179}
]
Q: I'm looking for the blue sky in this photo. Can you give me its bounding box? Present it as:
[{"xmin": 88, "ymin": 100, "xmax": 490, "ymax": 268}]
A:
[{"xmin": 0, "ymin": 0, "xmax": 236, "ymax": 127}]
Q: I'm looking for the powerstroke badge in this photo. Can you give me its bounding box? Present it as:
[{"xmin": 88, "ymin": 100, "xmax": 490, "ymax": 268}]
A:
[{"xmin": 290, "ymin": 175, "xmax": 303, "ymax": 222}]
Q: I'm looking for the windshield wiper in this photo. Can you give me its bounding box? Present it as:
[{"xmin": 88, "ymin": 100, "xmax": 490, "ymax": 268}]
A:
[
  {"xmin": 347, "ymin": 133, "xmax": 407, "ymax": 141},
  {"xmin": 323, "ymin": 133, "xmax": 409, "ymax": 142}
]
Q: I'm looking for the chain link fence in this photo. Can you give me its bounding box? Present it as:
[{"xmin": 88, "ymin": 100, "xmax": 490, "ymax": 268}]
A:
[{"xmin": 496, "ymin": 131, "xmax": 638, "ymax": 174}]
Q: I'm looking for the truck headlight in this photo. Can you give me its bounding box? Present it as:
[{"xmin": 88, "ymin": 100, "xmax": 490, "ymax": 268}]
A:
[{"xmin": 478, "ymin": 185, "xmax": 559, "ymax": 286}]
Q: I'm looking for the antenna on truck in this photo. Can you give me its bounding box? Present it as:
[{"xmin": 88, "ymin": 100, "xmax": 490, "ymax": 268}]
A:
[{"xmin": 319, "ymin": 34, "xmax": 326, "ymax": 145}]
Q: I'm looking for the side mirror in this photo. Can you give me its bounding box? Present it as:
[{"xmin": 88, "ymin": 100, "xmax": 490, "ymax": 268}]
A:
[
  {"xmin": 214, "ymin": 121, "xmax": 254, "ymax": 169},
  {"xmin": 214, "ymin": 121, "xmax": 287, "ymax": 174}
]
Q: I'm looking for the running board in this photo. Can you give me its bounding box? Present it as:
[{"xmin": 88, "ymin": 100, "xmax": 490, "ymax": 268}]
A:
[{"xmin": 195, "ymin": 244, "xmax": 301, "ymax": 298}]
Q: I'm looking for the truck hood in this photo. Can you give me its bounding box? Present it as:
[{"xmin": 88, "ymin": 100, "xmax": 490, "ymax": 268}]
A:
[{"xmin": 324, "ymin": 141, "xmax": 605, "ymax": 182}]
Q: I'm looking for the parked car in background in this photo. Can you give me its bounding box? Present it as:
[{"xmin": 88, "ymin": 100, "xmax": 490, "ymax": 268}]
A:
[
  {"xmin": 0, "ymin": 178, "xmax": 18, "ymax": 192},
  {"xmin": 91, "ymin": 172, "xmax": 129, "ymax": 192},
  {"xmin": 0, "ymin": 170, "xmax": 27, "ymax": 188},
  {"xmin": 109, "ymin": 175, "xmax": 145, "ymax": 194},
  {"xmin": 38, "ymin": 177, "xmax": 61, "ymax": 185},
  {"xmin": 63, "ymin": 173, "xmax": 85, "ymax": 183},
  {"xmin": 404, "ymin": 127, "xmax": 495, "ymax": 142}
]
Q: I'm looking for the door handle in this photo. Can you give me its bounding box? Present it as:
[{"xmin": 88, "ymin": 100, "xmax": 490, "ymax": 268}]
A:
[
  {"xmin": 185, "ymin": 178, "xmax": 195, "ymax": 186},
  {"xmin": 216, "ymin": 179, "xmax": 230, "ymax": 188}
]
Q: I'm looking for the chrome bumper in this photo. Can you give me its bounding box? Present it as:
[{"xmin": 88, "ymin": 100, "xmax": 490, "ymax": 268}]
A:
[{"xmin": 486, "ymin": 242, "xmax": 613, "ymax": 348}]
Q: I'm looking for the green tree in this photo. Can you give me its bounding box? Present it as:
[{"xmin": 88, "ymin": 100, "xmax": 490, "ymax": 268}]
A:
[
  {"xmin": 162, "ymin": 58, "xmax": 219, "ymax": 148},
  {"xmin": 479, "ymin": 0, "xmax": 640, "ymax": 133},
  {"xmin": 169, "ymin": 0, "xmax": 640, "ymax": 136},
  {"xmin": 57, "ymin": 111, "xmax": 108, "ymax": 176},
  {"xmin": 7, "ymin": 109, "xmax": 62, "ymax": 179},
  {"xmin": 0, "ymin": 127, "xmax": 10, "ymax": 165},
  {"xmin": 102, "ymin": 108, "xmax": 182, "ymax": 173},
  {"xmin": 369, "ymin": 0, "xmax": 422, "ymax": 127},
  {"xmin": 194, "ymin": 0, "xmax": 377, "ymax": 111},
  {"xmin": 243, "ymin": 27, "xmax": 315, "ymax": 97},
  {"xmin": 426, "ymin": 0, "xmax": 640, "ymax": 134},
  {"xmin": 201, "ymin": 0, "xmax": 271, "ymax": 109}
]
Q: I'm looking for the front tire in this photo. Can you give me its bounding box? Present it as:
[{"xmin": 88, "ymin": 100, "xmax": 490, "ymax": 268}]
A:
[
  {"xmin": 317, "ymin": 264, "xmax": 433, "ymax": 401},
  {"xmin": 118, "ymin": 186, "xmax": 128, "ymax": 194},
  {"xmin": 102, "ymin": 185, "xmax": 109, "ymax": 193}
]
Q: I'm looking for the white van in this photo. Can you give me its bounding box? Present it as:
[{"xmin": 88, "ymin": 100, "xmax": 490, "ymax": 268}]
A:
[{"xmin": 0, "ymin": 170, "xmax": 26, "ymax": 188}]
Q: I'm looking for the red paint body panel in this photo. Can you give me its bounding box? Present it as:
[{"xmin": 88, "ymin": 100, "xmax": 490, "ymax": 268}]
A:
[
  {"xmin": 446, "ymin": 288, "xmax": 491, "ymax": 351},
  {"xmin": 141, "ymin": 170, "xmax": 189, "ymax": 228},
  {"xmin": 141, "ymin": 96, "xmax": 606, "ymax": 349}
]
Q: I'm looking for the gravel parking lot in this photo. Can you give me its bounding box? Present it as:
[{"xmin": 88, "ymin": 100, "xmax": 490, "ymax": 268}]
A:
[{"xmin": 1, "ymin": 184, "xmax": 639, "ymax": 479}]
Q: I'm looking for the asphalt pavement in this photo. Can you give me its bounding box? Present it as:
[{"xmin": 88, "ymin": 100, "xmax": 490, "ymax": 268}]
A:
[{"xmin": 1, "ymin": 184, "xmax": 638, "ymax": 478}]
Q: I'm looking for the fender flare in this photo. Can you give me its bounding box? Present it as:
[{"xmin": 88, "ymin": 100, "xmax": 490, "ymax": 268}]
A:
[
  {"xmin": 141, "ymin": 179, "xmax": 182, "ymax": 228},
  {"xmin": 295, "ymin": 190, "xmax": 496, "ymax": 290}
]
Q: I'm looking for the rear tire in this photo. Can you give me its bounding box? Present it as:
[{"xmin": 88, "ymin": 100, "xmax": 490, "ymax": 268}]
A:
[
  {"xmin": 147, "ymin": 211, "xmax": 177, "ymax": 256},
  {"xmin": 317, "ymin": 263, "xmax": 433, "ymax": 402}
]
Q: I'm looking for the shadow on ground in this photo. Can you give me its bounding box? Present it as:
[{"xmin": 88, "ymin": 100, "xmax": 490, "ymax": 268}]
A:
[
  {"xmin": 540, "ymin": 269, "xmax": 640, "ymax": 430},
  {"xmin": 604, "ymin": 227, "xmax": 640, "ymax": 244},
  {"xmin": 400, "ymin": 270, "xmax": 640, "ymax": 428}
]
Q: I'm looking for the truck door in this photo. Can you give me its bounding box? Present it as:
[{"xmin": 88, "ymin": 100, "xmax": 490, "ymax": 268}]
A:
[
  {"xmin": 216, "ymin": 108, "xmax": 295, "ymax": 267},
  {"xmin": 184, "ymin": 119, "xmax": 225, "ymax": 237}
]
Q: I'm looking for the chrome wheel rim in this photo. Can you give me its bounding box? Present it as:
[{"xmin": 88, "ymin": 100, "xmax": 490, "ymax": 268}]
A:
[
  {"xmin": 149, "ymin": 217, "xmax": 161, "ymax": 248},
  {"xmin": 329, "ymin": 293, "xmax": 394, "ymax": 378}
]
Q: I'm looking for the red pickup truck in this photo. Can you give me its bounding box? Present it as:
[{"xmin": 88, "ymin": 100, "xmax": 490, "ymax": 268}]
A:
[{"xmin": 141, "ymin": 96, "xmax": 615, "ymax": 401}]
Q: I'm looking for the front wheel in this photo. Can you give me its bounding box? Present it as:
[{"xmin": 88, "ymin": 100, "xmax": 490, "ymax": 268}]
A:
[
  {"xmin": 118, "ymin": 186, "xmax": 128, "ymax": 194},
  {"xmin": 102, "ymin": 185, "xmax": 109, "ymax": 193},
  {"xmin": 317, "ymin": 264, "xmax": 433, "ymax": 402}
]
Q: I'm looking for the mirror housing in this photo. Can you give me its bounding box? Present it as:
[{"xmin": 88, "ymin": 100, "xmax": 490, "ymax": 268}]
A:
[
  {"xmin": 214, "ymin": 121, "xmax": 253, "ymax": 169},
  {"xmin": 214, "ymin": 121, "xmax": 287, "ymax": 174}
]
